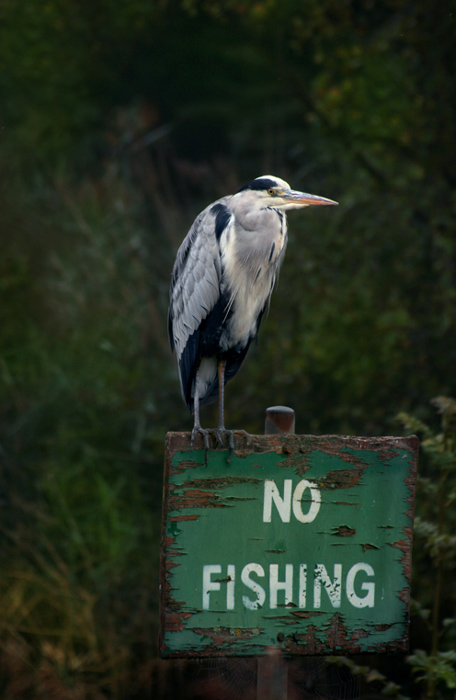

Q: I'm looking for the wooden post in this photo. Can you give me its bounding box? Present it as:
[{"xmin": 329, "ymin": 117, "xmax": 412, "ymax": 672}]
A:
[
  {"xmin": 257, "ymin": 648, "xmax": 288, "ymax": 700},
  {"xmin": 264, "ymin": 405, "xmax": 295, "ymax": 435},
  {"xmin": 257, "ymin": 406, "xmax": 295, "ymax": 700}
]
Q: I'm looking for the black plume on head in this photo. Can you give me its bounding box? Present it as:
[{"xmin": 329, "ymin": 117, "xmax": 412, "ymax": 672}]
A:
[{"xmin": 237, "ymin": 178, "xmax": 278, "ymax": 193}]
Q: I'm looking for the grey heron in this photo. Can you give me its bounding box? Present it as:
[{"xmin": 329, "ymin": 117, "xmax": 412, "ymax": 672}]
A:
[{"xmin": 168, "ymin": 175, "xmax": 338, "ymax": 459}]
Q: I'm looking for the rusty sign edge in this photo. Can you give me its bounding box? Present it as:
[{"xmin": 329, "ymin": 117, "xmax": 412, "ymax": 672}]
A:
[{"xmin": 159, "ymin": 432, "xmax": 419, "ymax": 658}]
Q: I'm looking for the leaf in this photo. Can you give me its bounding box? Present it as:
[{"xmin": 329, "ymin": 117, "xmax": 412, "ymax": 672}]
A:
[{"xmin": 408, "ymin": 650, "xmax": 456, "ymax": 690}]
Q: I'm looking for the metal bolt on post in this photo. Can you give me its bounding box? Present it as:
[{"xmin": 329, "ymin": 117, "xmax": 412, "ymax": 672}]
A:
[{"xmin": 264, "ymin": 406, "xmax": 295, "ymax": 435}]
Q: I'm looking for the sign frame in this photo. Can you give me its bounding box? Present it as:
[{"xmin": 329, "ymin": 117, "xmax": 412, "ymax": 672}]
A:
[{"xmin": 159, "ymin": 432, "xmax": 418, "ymax": 658}]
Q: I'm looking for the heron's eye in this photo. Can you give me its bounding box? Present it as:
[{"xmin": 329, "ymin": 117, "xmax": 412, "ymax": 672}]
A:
[{"xmin": 267, "ymin": 189, "xmax": 275, "ymax": 196}]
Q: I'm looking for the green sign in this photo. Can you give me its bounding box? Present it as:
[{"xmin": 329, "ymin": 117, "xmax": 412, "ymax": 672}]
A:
[{"xmin": 159, "ymin": 433, "xmax": 418, "ymax": 658}]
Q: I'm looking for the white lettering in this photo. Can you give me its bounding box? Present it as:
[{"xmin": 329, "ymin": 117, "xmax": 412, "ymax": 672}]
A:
[
  {"xmin": 346, "ymin": 562, "xmax": 375, "ymax": 608},
  {"xmin": 263, "ymin": 479, "xmax": 292, "ymax": 523},
  {"xmin": 202, "ymin": 564, "xmax": 221, "ymax": 610},
  {"xmin": 269, "ymin": 564, "xmax": 293, "ymax": 609},
  {"xmin": 227, "ymin": 564, "xmax": 236, "ymax": 610},
  {"xmin": 314, "ymin": 564, "xmax": 342, "ymax": 609},
  {"xmin": 201, "ymin": 561, "xmax": 376, "ymax": 612},
  {"xmin": 241, "ymin": 563, "xmax": 266, "ymax": 611},
  {"xmin": 263, "ymin": 479, "xmax": 321, "ymax": 524},
  {"xmin": 299, "ymin": 563, "xmax": 307, "ymax": 608},
  {"xmin": 292, "ymin": 480, "xmax": 321, "ymax": 523}
]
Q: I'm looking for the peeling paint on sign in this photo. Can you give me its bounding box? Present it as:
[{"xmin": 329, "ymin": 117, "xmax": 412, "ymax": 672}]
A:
[{"xmin": 159, "ymin": 433, "xmax": 418, "ymax": 658}]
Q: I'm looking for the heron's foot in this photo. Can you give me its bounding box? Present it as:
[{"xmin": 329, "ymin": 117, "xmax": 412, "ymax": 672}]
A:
[
  {"xmin": 191, "ymin": 427, "xmax": 252, "ymax": 466},
  {"xmin": 191, "ymin": 426, "xmax": 211, "ymax": 466},
  {"xmin": 214, "ymin": 427, "xmax": 233, "ymax": 448},
  {"xmin": 215, "ymin": 427, "xmax": 235, "ymax": 463},
  {"xmin": 235, "ymin": 429, "xmax": 252, "ymax": 447}
]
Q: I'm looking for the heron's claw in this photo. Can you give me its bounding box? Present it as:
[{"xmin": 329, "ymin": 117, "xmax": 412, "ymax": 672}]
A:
[
  {"xmin": 215, "ymin": 428, "xmax": 235, "ymax": 464},
  {"xmin": 191, "ymin": 427, "xmax": 251, "ymax": 466},
  {"xmin": 235, "ymin": 429, "xmax": 252, "ymax": 446},
  {"xmin": 191, "ymin": 426, "xmax": 211, "ymax": 466},
  {"xmin": 214, "ymin": 428, "xmax": 225, "ymax": 448}
]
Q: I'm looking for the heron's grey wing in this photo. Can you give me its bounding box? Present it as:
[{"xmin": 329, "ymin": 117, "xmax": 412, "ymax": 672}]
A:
[{"xmin": 168, "ymin": 199, "xmax": 231, "ymax": 406}]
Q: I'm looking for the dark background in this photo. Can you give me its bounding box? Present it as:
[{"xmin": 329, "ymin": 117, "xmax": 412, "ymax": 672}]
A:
[{"xmin": 0, "ymin": 1, "xmax": 455, "ymax": 697}]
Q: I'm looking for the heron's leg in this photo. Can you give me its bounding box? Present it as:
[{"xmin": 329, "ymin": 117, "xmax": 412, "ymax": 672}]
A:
[
  {"xmin": 217, "ymin": 359, "xmax": 226, "ymax": 431},
  {"xmin": 190, "ymin": 368, "xmax": 210, "ymax": 465},
  {"xmin": 214, "ymin": 359, "xmax": 235, "ymax": 461}
]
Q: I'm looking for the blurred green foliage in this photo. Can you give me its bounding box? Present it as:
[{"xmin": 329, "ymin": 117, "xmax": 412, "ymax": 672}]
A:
[
  {"xmin": 400, "ymin": 398, "xmax": 456, "ymax": 698},
  {"xmin": 0, "ymin": 0, "xmax": 455, "ymax": 697}
]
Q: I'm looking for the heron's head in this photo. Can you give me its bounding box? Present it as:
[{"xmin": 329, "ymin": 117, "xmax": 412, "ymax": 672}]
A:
[{"xmin": 234, "ymin": 175, "xmax": 338, "ymax": 211}]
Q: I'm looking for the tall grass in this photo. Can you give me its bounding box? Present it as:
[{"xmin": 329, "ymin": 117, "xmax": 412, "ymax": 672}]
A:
[{"xmin": 0, "ymin": 155, "xmax": 177, "ymax": 698}]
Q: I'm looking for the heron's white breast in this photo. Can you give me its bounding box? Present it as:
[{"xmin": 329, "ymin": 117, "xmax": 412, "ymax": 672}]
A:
[{"xmin": 219, "ymin": 217, "xmax": 286, "ymax": 350}]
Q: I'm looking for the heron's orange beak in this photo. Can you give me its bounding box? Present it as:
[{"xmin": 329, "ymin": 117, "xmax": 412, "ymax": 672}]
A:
[
  {"xmin": 282, "ymin": 190, "xmax": 339, "ymax": 206},
  {"xmin": 283, "ymin": 190, "xmax": 338, "ymax": 206}
]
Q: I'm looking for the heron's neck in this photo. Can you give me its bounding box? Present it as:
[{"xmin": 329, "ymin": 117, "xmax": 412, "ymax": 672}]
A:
[
  {"xmin": 229, "ymin": 208, "xmax": 287, "ymax": 274},
  {"xmin": 235, "ymin": 205, "xmax": 285, "ymax": 232}
]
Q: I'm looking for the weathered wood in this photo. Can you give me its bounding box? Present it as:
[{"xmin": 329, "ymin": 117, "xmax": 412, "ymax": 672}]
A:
[
  {"xmin": 159, "ymin": 431, "xmax": 418, "ymax": 658},
  {"xmin": 258, "ymin": 408, "xmax": 295, "ymax": 700},
  {"xmin": 257, "ymin": 650, "xmax": 288, "ymax": 700}
]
